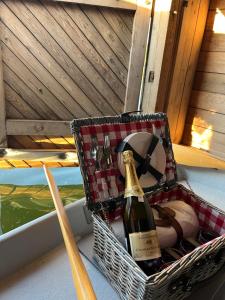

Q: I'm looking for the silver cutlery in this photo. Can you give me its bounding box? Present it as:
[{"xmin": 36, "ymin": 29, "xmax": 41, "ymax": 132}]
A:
[
  {"xmin": 103, "ymin": 134, "xmax": 113, "ymax": 169},
  {"xmin": 103, "ymin": 134, "xmax": 119, "ymax": 198},
  {"xmin": 90, "ymin": 134, "xmax": 118, "ymax": 199},
  {"xmin": 90, "ymin": 135, "xmax": 101, "ymax": 170}
]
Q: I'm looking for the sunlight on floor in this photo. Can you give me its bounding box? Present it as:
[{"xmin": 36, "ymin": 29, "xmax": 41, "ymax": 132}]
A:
[
  {"xmin": 213, "ymin": 8, "xmax": 225, "ymax": 33},
  {"xmin": 191, "ymin": 117, "xmax": 213, "ymax": 150}
]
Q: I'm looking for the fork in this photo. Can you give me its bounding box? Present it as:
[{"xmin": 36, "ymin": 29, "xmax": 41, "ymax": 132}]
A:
[
  {"xmin": 90, "ymin": 135, "xmax": 100, "ymax": 170},
  {"xmin": 90, "ymin": 135, "xmax": 109, "ymax": 200},
  {"xmin": 103, "ymin": 134, "xmax": 113, "ymax": 169}
]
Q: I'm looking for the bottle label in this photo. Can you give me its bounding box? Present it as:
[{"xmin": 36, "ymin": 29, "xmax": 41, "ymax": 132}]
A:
[{"xmin": 129, "ymin": 230, "xmax": 161, "ymax": 261}]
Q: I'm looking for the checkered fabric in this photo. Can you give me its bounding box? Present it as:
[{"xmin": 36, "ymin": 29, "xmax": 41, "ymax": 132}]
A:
[
  {"xmin": 147, "ymin": 185, "xmax": 225, "ymax": 235},
  {"xmin": 73, "ymin": 114, "xmax": 225, "ymax": 300},
  {"xmin": 75, "ymin": 115, "xmax": 225, "ymax": 235},
  {"xmin": 79, "ymin": 119, "xmax": 176, "ymax": 204}
]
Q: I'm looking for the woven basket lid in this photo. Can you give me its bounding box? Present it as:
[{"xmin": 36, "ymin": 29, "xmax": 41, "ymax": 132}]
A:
[{"xmin": 71, "ymin": 113, "xmax": 177, "ymax": 211}]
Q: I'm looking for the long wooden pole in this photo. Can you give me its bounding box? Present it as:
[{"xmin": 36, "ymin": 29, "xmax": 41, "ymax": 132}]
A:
[{"xmin": 43, "ymin": 165, "xmax": 96, "ymax": 300}]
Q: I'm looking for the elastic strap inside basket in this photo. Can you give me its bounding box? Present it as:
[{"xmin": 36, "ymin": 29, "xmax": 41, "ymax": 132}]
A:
[{"xmin": 153, "ymin": 205, "xmax": 184, "ymax": 242}]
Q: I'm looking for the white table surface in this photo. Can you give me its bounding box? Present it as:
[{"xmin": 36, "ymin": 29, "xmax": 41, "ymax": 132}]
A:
[
  {"xmin": 0, "ymin": 168, "xmax": 225, "ymax": 300},
  {"xmin": 0, "ymin": 233, "xmax": 224, "ymax": 300},
  {"xmin": 0, "ymin": 243, "xmax": 119, "ymax": 300}
]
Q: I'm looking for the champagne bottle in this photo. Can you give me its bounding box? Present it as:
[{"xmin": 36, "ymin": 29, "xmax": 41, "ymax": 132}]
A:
[{"xmin": 122, "ymin": 150, "xmax": 162, "ymax": 276}]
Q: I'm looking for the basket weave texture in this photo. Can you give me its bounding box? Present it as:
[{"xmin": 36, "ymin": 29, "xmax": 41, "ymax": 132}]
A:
[
  {"xmin": 71, "ymin": 113, "xmax": 225, "ymax": 300},
  {"xmin": 93, "ymin": 184, "xmax": 225, "ymax": 300}
]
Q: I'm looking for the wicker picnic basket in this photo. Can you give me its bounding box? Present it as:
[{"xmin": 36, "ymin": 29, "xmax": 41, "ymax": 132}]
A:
[{"xmin": 71, "ymin": 113, "xmax": 225, "ymax": 300}]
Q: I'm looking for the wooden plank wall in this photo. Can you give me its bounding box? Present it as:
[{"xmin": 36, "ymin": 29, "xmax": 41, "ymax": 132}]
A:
[
  {"xmin": 183, "ymin": 0, "xmax": 225, "ymax": 159},
  {"xmin": 0, "ymin": 0, "xmax": 134, "ymax": 150},
  {"xmin": 142, "ymin": 0, "xmax": 173, "ymax": 113},
  {"xmin": 166, "ymin": 0, "xmax": 209, "ymax": 144}
]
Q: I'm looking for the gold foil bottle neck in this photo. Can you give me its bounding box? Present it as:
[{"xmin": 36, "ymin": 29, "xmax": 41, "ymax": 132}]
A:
[
  {"xmin": 122, "ymin": 150, "xmax": 144, "ymax": 198},
  {"xmin": 122, "ymin": 150, "xmax": 134, "ymax": 164}
]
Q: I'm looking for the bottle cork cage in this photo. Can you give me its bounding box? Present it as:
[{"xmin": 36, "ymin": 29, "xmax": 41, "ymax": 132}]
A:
[{"xmin": 71, "ymin": 114, "xmax": 225, "ymax": 300}]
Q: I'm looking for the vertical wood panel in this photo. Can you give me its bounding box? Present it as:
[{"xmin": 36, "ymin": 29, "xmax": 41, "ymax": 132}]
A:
[
  {"xmin": 51, "ymin": 0, "xmax": 137, "ymax": 10},
  {"xmin": 186, "ymin": 107, "xmax": 225, "ymax": 134},
  {"xmin": 183, "ymin": 124, "xmax": 225, "ymax": 160},
  {"xmin": 1, "ymin": 0, "xmax": 133, "ymax": 121},
  {"xmin": 64, "ymin": 3, "xmax": 128, "ymax": 85},
  {"xmin": 142, "ymin": 0, "xmax": 173, "ymax": 113},
  {"xmin": 197, "ymin": 51, "xmax": 225, "ymax": 73},
  {"xmin": 4, "ymin": 65, "xmax": 59, "ymax": 120},
  {"xmin": 26, "ymin": 0, "xmax": 120, "ymax": 113},
  {"xmin": 39, "ymin": 1, "xmax": 123, "ymax": 109},
  {"xmin": 202, "ymin": 31, "xmax": 225, "ymax": 52},
  {"xmin": 1, "ymin": 0, "xmax": 134, "ymax": 151},
  {"xmin": 1, "ymin": 1, "xmax": 101, "ymax": 117},
  {"xmin": 99, "ymin": 7, "xmax": 132, "ymax": 51},
  {"xmin": 3, "ymin": 46, "xmax": 73, "ymax": 119},
  {"xmin": 166, "ymin": 0, "xmax": 210, "ymax": 143},
  {"xmin": 124, "ymin": 0, "xmax": 152, "ymax": 112},
  {"xmin": 6, "ymin": 102, "xmax": 24, "ymax": 119},
  {"xmin": 210, "ymin": 0, "xmax": 225, "ymax": 9},
  {"xmin": 184, "ymin": 0, "xmax": 225, "ymax": 158},
  {"xmin": 194, "ymin": 71, "xmax": 225, "ymax": 95},
  {"xmin": 0, "ymin": 44, "xmax": 7, "ymax": 147},
  {"xmin": 82, "ymin": 5, "xmax": 129, "ymax": 68},
  {"xmin": 117, "ymin": 9, "xmax": 134, "ymax": 32},
  {"xmin": 5, "ymin": 83, "xmax": 41, "ymax": 120},
  {"xmin": 155, "ymin": 0, "xmax": 185, "ymax": 113}
]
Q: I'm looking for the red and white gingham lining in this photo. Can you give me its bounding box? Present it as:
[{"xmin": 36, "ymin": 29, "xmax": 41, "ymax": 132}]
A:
[
  {"xmin": 78, "ymin": 118, "xmax": 225, "ymax": 234},
  {"xmin": 147, "ymin": 185, "xmax": 225, "ymax": 235},
  {"xmin": 100, "ymin": 185, "xmax": 225, "ymax": 232},
  {"xmin": 79, "ymin": 119, "xmax": 176, "ymax": 203}
]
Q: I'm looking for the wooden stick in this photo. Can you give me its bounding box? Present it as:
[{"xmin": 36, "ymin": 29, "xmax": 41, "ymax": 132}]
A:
[{"xmin": 43, "ymin": 165, "xmax": 96, "ymax": 300}]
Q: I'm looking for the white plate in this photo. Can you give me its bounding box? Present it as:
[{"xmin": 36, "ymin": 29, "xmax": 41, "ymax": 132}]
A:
[{"xmin": 117, "ymin": 132, "xmax": 166, "ymax": 188}]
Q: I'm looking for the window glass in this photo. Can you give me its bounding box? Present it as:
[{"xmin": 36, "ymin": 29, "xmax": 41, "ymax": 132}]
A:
[{"xmin": 0, "ymin": 167, "xmax": 84, "ymax": 235}]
